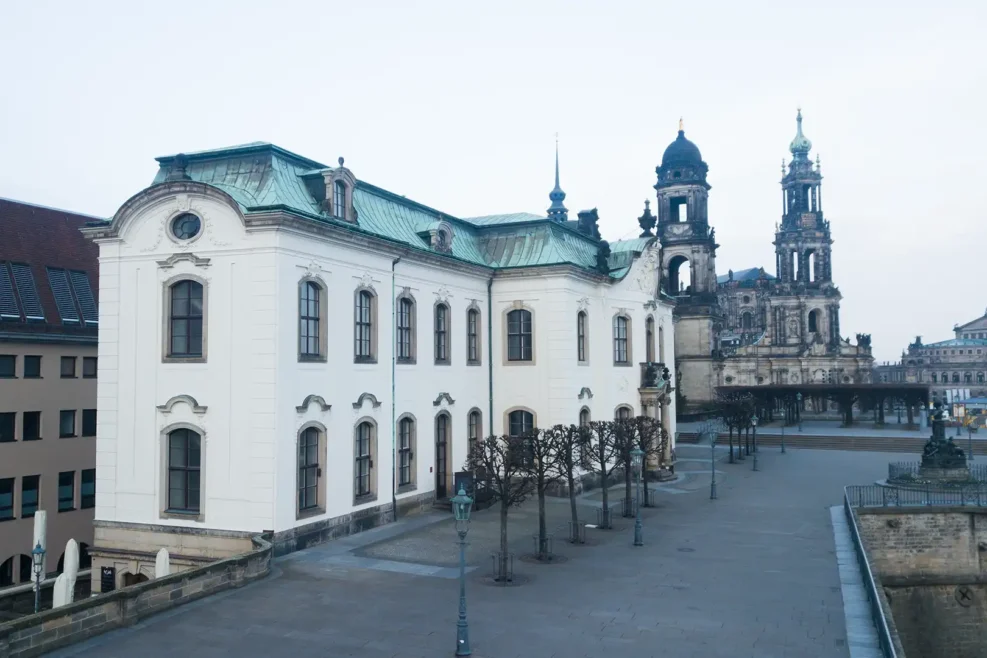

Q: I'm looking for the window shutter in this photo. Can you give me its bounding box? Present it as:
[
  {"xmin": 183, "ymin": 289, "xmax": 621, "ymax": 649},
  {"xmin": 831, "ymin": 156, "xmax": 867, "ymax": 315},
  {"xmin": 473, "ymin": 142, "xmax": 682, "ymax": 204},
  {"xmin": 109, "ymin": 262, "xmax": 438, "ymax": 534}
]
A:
[
  {"xmin": 0, "ymin": 264, "xmax": 19, "ymax": 319},
  {"xmin": 11, "ymin": 264, "xmax": 45, "ymax": 320},
  {"xmin": 46, "ymin": 268, "xmax": 80, "ymax": 323},
  {"xmin": 69, "ymin": 271, "xmax": 98, "ymax": 325}
]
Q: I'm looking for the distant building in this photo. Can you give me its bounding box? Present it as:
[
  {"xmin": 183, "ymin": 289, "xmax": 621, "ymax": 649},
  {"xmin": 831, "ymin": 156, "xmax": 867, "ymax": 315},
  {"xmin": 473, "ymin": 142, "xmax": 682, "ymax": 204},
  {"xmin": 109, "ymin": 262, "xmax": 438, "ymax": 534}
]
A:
[
  {"xmin": 0, "ymin": 198, "xmax": 99, "ymax": 587},
  {"xmin": 877, "ymin": 309, "xmax": 987, "ymax": 405},
  {"xmin": 656, "ymin": 112, "xmax": 874, "ymax": 410},
  {"xmin": 81, "ymin": 142, "xmax": 675, "ymax": 590}
]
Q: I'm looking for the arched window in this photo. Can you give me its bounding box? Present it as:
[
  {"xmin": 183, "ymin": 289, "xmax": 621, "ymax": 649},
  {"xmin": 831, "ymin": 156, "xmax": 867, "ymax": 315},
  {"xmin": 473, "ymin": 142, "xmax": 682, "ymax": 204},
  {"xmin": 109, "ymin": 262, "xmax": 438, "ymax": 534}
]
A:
[
  {"xmin": 577, "ymin": 311, "xmax": 587, "ymax": 362},
  {"xmin": 397, "ymin": 297, "xmax": 415, "ymax": 362},
  {"xmin": 167, "ymin": 428, "xmax": 201, "ymax": 513},
  {"xmin": 979, "ymin": 373, "xmax": 985, "ymax": 384},
  {"xmin": 78, "ymin": 543, "xmax": 92, "ymax": 570},
  {"xmin": 508, "ymin": 410, "xmax": 534, "ymax": 437},
  {"xmin": 613, "ymin": 315, "xmax": 629, "ymax": 364},
  {"xmin": 668, "ymin": 255, "xmax": 691, "ymax": 295},
  {"xmin": 507, "ymin": 309, "xmax": 532, "ymax": 361},
  {"xmin": 467, "ymin": 410, "xmax": 481, "ymax": 454},
  {"xmin": 953, "ymin": 373, "xmax": 960, "ymax": 383},
  {"xmin": 435, "ymin": 413, "xmax": 450, "ymax": 498},
  {"xmin": 334, "ymin": 180, "xmax": 346, "ymax": 218},
  {"xmin": 434, "ymin": 303, "xmax": 449, "ymax": 364},
  {"xmin": 298, "ymin": 427, "xmax": 320, "ymax": 512},
  {"xmin": 741, "ymin": 312, "xmax": 753, "ymax": 330},
  {"xmin": 658, "ymin": 325, "xmax": 665, "ymax": 362},
  {"xmin": 932, "ymin": 373, "xmax": 938, "ymax": 383},
  {"xmin": 808, "ymin": 309, "xmax": 819, "ymax": 333},
  {"xmin": 299, "ymin": 281, "xmax": 321, "ymax": 358},
  {"xmin": 18, "ymin": 554, "xmax": 31, "ymax": 583},
  {"xmin": 0, "ymin": 557, "xmax": 12, "ymax": 587},
  {"xmin": 354, "ymin": 289, "xmax": 375, "ymax": 361},
  {"xmin": 645, "ymin": 316, "xmax": 655, "ymax": 362},
  {"xmin": 942, "ymin": 372, "xmax": 949, "ymax": 382},
  {"xmin": 579, "ymin": 407, "xmax": 590, "ymax": 427},
  {"xmin": 355, "ymin": 421, "xmax": 375, "ymax": 498},
  {"xmin": 168, "ymin": 280, "xmax": 203, "ymax": 357},
  {"xmin": 615, "ymin": 406, "xmax": 632, "ymax": 421},
  {"xmin": 965, "ymin": 372, "xmax": 973, "ymax": 383},
  {"xmin": 398, "ymin": 417, "xmax": 415, "ymax": 488},
  {"xmin": 467, "ymin": 308, "xmax": 480, "ymax": 364}
]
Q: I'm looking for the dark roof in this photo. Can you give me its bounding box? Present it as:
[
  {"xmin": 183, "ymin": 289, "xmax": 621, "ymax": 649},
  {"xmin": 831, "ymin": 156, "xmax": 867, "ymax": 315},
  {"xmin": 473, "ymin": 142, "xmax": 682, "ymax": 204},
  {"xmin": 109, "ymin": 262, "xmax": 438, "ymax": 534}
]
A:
[
  {"xmin": 661, "ymin": 130, "xmax": 704, "ymax": 168},
  {"xmin": 0, "ymin": 198, "xmax": 100, "ymax": 343},
  {"xmin": 717, "ymin": 267, "xmax": 776, "ymax": 284}
]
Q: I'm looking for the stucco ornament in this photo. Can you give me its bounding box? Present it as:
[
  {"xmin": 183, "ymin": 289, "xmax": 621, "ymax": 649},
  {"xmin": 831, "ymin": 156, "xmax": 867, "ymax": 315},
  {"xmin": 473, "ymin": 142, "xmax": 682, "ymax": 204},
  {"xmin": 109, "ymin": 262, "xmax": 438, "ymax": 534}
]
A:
[
  {"xmin": 636, "ymin": 243, "xmax": 661, "ymax": 294},
  {"xmin": 435, "ymin": 286, "xmax": 452, "ymax": 304},
  {"xmin": 359, "ymin": 272, "xmax": 375, "ymax": 291},
  {"xmin": 302, "ymin": 260, "xmax": 328, "ymax": 281},
  {"xmin": 577, "ymin": 297, "xmax": 590, "ymax": 312}
]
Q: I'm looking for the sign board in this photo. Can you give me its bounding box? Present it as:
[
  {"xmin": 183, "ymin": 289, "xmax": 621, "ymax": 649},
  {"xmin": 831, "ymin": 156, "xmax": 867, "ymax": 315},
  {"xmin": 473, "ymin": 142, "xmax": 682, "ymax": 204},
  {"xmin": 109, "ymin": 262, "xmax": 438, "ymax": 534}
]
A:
[
  {"xmin": 100, "ymin": 566, "xmax": 116, "ymax": 593},
  {"xmin": 453, "ymin": 471, "xmax": 474, "ymax": 497}
]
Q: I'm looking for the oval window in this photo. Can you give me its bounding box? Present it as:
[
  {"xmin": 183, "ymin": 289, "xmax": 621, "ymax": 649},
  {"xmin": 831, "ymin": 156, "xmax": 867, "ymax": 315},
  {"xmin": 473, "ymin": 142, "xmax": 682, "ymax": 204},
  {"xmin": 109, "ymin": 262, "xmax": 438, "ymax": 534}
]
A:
[{"xmin": 171, "ymin": 213, "xmax": 201, "ymax": 240}]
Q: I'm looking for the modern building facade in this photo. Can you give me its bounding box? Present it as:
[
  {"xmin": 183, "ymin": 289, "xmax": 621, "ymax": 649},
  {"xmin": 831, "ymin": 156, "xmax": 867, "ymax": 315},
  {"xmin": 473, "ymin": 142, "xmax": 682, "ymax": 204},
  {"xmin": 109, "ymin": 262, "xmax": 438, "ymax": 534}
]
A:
[
  {"xmin": 0, "ymin": 198, "xmax": 99, "ymax": 587},
  {"xmin": 877, "ymin": 309, "xmax": 987, "ymax": 405},
  {"xmin": 82, "ymin": 143, "xmax": 676, "ymax": 590},
  {"xmin": 657, "ymin": 112, "xmax": 874, "ymax": 410}
]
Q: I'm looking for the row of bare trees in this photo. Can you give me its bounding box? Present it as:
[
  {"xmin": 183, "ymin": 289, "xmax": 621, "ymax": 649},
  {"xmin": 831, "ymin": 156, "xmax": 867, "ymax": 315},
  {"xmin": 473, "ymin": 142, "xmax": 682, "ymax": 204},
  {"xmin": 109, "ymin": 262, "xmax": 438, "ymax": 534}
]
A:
[{"xmin": 463, "ymin": 416, "xmax": 670, "ymax": 580}]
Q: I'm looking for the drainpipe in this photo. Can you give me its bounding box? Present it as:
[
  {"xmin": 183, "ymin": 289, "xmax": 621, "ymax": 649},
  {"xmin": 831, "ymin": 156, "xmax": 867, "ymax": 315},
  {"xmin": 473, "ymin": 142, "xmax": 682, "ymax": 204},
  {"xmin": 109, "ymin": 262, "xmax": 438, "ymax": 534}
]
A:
[
  {"xmin": 391, "ymin": 257, "xmax": 401, "ymax": 522},
  {"xmin": 487, "ymin": 276, "xmax": 494, "ymax": 436}
]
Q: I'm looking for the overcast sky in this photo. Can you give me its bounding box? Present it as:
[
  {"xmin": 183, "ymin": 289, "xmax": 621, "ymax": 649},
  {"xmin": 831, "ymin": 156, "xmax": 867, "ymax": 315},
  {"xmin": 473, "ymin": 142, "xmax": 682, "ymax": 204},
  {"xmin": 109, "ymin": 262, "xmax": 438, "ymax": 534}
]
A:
[{"xmin": 1, "ymin": 1, "xmax": 984, "ymax": 363}]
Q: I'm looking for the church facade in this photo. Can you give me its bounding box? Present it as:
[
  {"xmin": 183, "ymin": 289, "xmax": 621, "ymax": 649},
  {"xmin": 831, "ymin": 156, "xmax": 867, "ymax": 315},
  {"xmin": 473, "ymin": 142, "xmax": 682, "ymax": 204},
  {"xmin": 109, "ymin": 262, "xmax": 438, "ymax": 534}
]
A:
[
  {"xmin": 655, "ymin": 113, "xmax": 874, "ymax": 410},
  {"xmin": 80, "ymin": 142, "xmax": 675, "ymax": 590}
]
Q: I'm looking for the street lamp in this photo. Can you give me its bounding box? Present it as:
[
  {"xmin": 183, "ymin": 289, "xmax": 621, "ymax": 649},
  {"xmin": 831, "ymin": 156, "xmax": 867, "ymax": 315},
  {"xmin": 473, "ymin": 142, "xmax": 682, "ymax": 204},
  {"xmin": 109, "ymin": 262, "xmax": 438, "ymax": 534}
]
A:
[
  {"xmin": 709, "ymin": 423, "xmax": 718, "ymax": 500},
  {"xmin": 796, "ymin": 392, "xmax": 803, "ymax": 432},
  {"xmin": 451, "ymin": 486, "xmax": 473, "ymax": 656},
  {"xmin": 751, "ymin": 415, "xmax": 759, "ymax": 472},
  {"xmin": 780, "ymin": 403, "xmax": 786, "ymax": 454},
  {"xmin": 968, "ymin": 421, "xmax": 975, "ymax": 462},
  {"xmin": 631, "ymin": 447, "xmax": 644, "ymax": 546},
  {"xmin": 31, "ymin": 541, "xmax": 45, "ymax": 614}
]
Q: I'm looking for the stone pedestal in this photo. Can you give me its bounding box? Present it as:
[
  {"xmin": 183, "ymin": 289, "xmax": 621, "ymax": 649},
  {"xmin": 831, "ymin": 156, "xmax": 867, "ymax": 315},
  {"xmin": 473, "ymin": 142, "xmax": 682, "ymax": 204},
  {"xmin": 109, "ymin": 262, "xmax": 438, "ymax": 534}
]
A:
[{"xmin": 919, "ymin": 466, "xmax": 972, "ymax": 482}]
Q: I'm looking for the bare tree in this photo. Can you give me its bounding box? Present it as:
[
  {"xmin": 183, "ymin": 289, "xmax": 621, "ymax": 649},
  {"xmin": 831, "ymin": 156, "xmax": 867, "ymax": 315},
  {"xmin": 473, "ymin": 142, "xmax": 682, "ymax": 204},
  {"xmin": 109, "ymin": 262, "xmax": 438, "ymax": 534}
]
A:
[
  {"xmin": 584, "ymin": 420, "xmax": 621, "ymax": 529},
  {"xmin": 614, "ymin": 418, "xmax": 637, "ymax": 517},
  {"xmin": 630, "ymin": 415, "xmax": 668, "ymax": 506},
  {"xmin": 524, "ymin": 427, "xmax": 562, "ymax": 559},
  {"xmin": 546, "ymin": 424, "xmax": 589, "ymax": 543},
  {"xmin": 715, "ymin": 391, "xmax": 755, "ymax": 461},
  {"xmin": 464, "ymin": 434, "xmax": 534, "ymax": 581}
]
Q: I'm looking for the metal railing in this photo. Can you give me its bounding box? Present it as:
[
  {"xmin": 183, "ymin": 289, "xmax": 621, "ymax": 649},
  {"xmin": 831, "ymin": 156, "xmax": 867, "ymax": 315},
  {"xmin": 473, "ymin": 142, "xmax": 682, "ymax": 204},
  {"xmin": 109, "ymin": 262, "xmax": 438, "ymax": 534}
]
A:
[
  {"xmin": 847, "ymin": 483, "xmax": 987, "ymax": 508},
  {"xmin": 887, "ymin": 461, "xmax": 987, "ymax": 483},
  {"xmin": 842, "ymin": 489, "xmax": 898, "ymax": 658}
]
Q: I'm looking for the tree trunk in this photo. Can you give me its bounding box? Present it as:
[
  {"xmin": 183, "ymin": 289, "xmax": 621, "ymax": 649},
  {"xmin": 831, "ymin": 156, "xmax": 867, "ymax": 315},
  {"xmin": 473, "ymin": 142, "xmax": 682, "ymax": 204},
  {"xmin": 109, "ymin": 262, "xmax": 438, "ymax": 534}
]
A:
[
  {"xmin": 907, "ymin": 404, "xmax": 915, "ymax": 426},
  {"xmin": 600, "ymin": 467, "xmax": 610, "ymax": 528},
  {"xmin": 499, "ymin": 500, "xmax": 509, "ymax": 581},
  {"xmin": 567, "ymin": 472, "xmax": 579, "ymax": 542},
  {"xmin": 623, "ymin": 463, "xmax": 633, "ymax": 517},
  {"xmin": 537, "ymin": 481, "xmax": 547, "ymax": 558},
  {"xmin": 728, "ymin": 428, "xmax": 734, "ymax": 462},
  {"xmin": 642, "ymin": 466, "xmax": 650, "ymax": 507}
]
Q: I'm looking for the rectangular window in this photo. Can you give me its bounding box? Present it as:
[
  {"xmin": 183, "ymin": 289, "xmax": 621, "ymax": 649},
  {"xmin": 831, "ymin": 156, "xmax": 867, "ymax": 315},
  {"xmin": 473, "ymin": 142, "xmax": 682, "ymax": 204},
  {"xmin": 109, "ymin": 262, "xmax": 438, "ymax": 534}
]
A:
[
  {"xmin": 24, "ymin": 355, "xmax": 41, "ymax": 378},
  {"xmin": 82, "ymin": 356, "xmax": 97, "ymax": 378},
  {"xmin": 81, "ymin": 469, "xmax": 95, "ymax": 509},
  {"xmin": 299, "ymin": 282, "xmax": 321, "ymax": 358},
  {"xmin": 21, "ymin": 475, "xmax": 40, "ymax": 517},
  {"xmin": 168, "ymin": 429, "xmax": 201, "ymax": 513},
  {"xmin": 507, "ymin": 310, "xmax": 533, "ymax": 361},
  {"xmin": 577, "ymin": 313, "xmax": 586, "ymax": 362},
  {"xmin": 0, "ymin": 478, "xmax": 13, "ymax": 520},
  {"xmin": 82, "ymin": 409, "xmax": 96, "ymax": 437},
  {"xmin": 58, "ymin": 471, "xmax": 75, "ymax": 511},
  {"xmin": 298, "ymin": 428, "xmax": 320, "ymax": 511},
  {"xmin": 22, "ymin": 411, "xmax": 41, "ymax": 441},
  {"xmin": 434, "ymin": 304, "xmax": 448, "ymax": 363},
  {"xmin": 0, "ymin": 413, "xmax": 14, "ymax": 443},
  {"xmin": 60, "ymin": 356, "xmax": 76, "ymax": 378},
  {"xmin": 614, "ymin": 317, "xmax": 628, "ymax": 364},
  {"xmin": 354, "ymin": 291, "xmax": 373, "ymax": 360},
  {"xmin": 467, "ymin": 310, "xmax": 479, "ymax": 363},
  {"xmin": 397, "ymin": 299, "xmax": 413, "ymax": 361},
  {"xmin": 59, "ymin": 410, "xmax": 75, "ymax": 438},
  {"xmin": 398, "ymin": 419, "xmax": 412, "ymax": 486},
  {"xmin": 0, "ymin": 355, "xmax": 15, "ymax": 378},
  {"xmin": 355, "ymin": 423, "xmax": 373, "ymax": 497}
]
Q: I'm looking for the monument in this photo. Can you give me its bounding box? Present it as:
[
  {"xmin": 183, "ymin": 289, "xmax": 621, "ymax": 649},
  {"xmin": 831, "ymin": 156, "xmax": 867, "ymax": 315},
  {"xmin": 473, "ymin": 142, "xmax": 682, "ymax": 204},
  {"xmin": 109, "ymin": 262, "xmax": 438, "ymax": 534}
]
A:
[{"xmin": 920, "ymin": 401, "xmax": 969, "ymax": 481}]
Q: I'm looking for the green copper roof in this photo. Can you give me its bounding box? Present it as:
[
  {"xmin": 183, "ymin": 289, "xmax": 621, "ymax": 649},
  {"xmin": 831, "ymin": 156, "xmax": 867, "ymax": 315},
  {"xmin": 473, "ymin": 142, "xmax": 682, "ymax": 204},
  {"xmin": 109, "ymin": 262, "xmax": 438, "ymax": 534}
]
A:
[{"xmin": 150, "ymin": 142, "xmax": 645, "ymax": 275}]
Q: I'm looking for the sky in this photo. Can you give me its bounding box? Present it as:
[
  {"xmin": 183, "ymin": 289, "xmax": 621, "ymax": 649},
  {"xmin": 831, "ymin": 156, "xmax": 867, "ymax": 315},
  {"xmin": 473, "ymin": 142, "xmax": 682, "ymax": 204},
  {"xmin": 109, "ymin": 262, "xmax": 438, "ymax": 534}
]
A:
[{"xmin": 1, "ymin": 1, "xmax": 985, "ymax": 363}]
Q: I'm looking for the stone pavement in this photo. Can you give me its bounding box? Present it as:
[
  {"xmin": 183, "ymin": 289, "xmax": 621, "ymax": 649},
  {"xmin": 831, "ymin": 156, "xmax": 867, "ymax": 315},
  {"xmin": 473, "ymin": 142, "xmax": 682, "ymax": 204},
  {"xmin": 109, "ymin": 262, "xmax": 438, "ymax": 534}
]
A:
[{"xmin": 49, "ymin": 446, "xmax": 897, "ymax": 658}]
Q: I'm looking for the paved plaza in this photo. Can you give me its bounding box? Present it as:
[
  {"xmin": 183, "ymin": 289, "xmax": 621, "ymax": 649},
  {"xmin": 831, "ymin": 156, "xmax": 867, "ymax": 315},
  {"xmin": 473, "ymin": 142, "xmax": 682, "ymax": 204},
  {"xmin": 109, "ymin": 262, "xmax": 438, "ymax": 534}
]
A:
[{"xmin": 49, "ymin": 445, "xmax": 895, "ymax": 658}]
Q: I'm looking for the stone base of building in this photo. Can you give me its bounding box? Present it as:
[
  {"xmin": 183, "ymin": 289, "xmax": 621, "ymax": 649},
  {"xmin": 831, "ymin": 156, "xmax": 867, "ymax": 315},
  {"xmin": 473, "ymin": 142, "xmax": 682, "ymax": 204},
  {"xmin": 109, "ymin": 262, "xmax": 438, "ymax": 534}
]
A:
[
  {"xmin": 919, "ymin": 466, "xmax": 971, "ymax": 481},
  {"xmin": 272, "ymin": 490, "xmax": 435, "ymax": 557},
  {"xmin": 89, "ymin": 521, "xmax": 256, "ymax": 593}
]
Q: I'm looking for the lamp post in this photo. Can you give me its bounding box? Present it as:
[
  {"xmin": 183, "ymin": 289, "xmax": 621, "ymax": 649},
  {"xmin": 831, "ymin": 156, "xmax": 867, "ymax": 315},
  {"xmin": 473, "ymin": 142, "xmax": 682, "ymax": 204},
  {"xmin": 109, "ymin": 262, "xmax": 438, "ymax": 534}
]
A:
[
  {"xmin": 796, "ymin": 392, "xmax": 803, "ymax": 432},
  {"xmin": 709, "ymin": 423, "xmax": 718, "ymax": 500},
  {"xmin": 451, "ymin": 486, "xmax": 473, "ymax": 656},
  {"xmin": 751, "ymin": 415, "xmax": 759, "ymax": 472},
  {"xmin": 780, "ymin": 401, "xmax": 786, "ymax": 454},
  {"xmin": 631, "ymin": 447, "xmax": 644, "ymax": 546},
  {"xmin": 968, "ymin": 422, "xmax": 975, "ymax": 462},
  {"xmin": 31, "ymin": 541, "xmax": 45, "ymax": 614}
]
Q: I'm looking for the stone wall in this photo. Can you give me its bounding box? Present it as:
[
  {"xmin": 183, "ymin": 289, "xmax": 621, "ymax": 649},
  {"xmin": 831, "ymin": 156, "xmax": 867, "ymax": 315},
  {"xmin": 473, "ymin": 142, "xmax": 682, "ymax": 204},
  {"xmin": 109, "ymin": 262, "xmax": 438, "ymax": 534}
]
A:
[
  {"xmin": 0, "ymin": 534, "xmax": 270, "ymax": 658},
  {"xmin": 856, "ymin": 506, "xmax": 987, "ymax": 658},
  {"xmin": 0, "ymin": 571, "xmax": 91, "ymax": 621}
]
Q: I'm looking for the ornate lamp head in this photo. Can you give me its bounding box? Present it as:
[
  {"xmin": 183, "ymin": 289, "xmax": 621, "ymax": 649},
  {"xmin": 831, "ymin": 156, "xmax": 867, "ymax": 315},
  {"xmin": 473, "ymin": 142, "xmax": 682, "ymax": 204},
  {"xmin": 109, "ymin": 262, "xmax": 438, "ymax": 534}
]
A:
[
  {"xmin": 31, "ymin": 541, "xmax": 45, "ymax": 575},
  {"xmin": 451, "ymin": 486, "xmax": 473, "ymax": 525}
]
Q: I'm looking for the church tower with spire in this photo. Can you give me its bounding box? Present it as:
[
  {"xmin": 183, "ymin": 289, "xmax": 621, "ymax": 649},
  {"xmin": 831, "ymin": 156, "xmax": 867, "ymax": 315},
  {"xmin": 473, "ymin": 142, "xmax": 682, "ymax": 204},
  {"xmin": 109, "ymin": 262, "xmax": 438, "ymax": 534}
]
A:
[{"xmin": 547, "ymin": 139, "xmax": 568, "ymax": 223}]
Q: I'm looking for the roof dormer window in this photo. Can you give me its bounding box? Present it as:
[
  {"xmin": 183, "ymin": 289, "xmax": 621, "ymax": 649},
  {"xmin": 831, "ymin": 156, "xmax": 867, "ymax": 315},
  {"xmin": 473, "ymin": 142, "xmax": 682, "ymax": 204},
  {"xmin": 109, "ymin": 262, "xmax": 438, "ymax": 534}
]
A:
[
  {"xmin": 323, "ymin": 157, "xmax": 358, "ymax": 223},
  {"xmin": 334, "ymin": 180, "xmax": 346, "ymax": 218}
]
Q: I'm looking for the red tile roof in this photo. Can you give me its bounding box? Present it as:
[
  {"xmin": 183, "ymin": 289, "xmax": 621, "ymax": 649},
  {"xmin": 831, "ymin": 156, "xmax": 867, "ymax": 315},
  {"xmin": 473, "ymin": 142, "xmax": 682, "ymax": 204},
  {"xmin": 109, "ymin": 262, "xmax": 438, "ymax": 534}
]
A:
[{"xmin": 0, "ymin": 198, "xmax": 101, "ymax": 342}]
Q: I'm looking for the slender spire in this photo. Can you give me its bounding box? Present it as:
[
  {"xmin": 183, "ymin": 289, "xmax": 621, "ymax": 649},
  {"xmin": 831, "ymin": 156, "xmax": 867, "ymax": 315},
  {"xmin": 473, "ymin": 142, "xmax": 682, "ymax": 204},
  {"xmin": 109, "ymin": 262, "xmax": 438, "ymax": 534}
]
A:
[
  {"xmin": 547, "ymin": 134, "xmax": 568, "ymax": 222},
  {"xmin": 789, "ymin": 107, "xmax": 812, "ymax": 159},
  {"xmin": 678, "ymin": 116, "xmax": 684, "ymax": 133}
]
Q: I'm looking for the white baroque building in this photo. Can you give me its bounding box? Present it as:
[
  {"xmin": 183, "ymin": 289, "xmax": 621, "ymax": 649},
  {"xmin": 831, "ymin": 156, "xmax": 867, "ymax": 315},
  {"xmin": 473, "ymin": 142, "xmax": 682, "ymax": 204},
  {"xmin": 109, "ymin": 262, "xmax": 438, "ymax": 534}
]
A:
[{"xmin": 81, "ymin": 143, "xmax": 675, "ymax": 590}]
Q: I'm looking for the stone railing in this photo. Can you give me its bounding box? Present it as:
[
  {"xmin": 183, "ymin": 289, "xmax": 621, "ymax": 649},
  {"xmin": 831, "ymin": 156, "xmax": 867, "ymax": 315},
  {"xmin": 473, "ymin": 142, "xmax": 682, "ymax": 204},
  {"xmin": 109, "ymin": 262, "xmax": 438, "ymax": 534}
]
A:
[
  {"xmin": 0, "ymin": 570, "xmax": 91, "ymax": 619},
  {"xmin": 0, "ymin": 533, "xmax": 271, "ymax": 658},
  {"xmin": 843, "ymin": 489, "xmax": 904, "ymax": 658}
]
